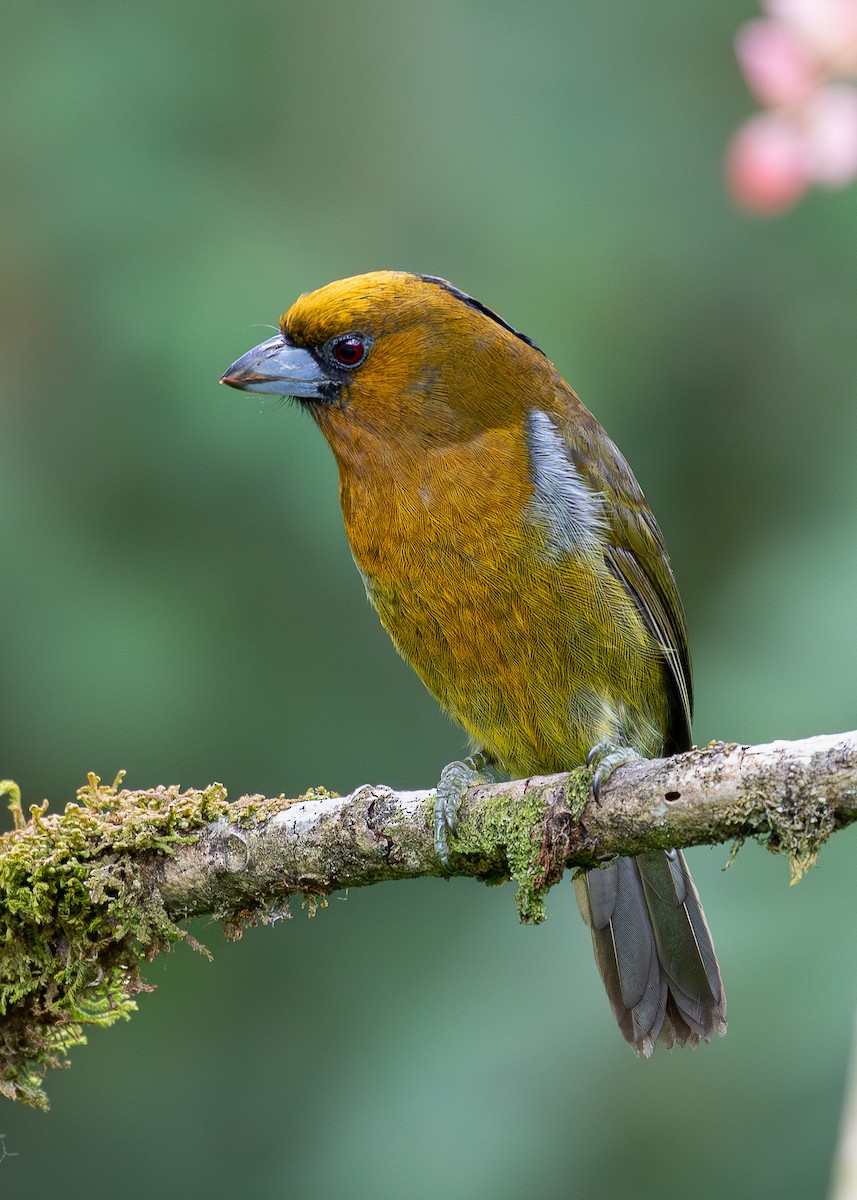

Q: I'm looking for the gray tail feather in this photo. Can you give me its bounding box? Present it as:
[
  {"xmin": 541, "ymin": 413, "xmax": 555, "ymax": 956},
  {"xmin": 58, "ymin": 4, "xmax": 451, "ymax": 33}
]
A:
[{"xmin": 573, "ymin": 850, "xmax": 726, "ymax": 1056}]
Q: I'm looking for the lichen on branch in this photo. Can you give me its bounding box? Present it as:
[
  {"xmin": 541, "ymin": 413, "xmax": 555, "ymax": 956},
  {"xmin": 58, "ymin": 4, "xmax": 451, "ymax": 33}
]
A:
[
  {"xmin": 2, "ymin": 729, "xmax": 857, "ymax": 1109},
  {"xmin": 0, "ymin": 773, "xmax": 232, "ymax": 1108}
]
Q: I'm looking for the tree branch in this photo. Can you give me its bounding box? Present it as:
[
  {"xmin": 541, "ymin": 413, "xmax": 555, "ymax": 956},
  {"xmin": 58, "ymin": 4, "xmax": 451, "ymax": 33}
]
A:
[{"xmin": 2, "ymin": 729, "xmax": 856, "ymax": 1107}]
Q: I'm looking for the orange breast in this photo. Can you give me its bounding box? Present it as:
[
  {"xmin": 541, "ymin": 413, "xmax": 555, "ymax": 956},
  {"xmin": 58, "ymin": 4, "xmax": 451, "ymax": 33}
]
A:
[{"xmin": 331, "ymin": 416, "xmax": 669, "ymax": 776}]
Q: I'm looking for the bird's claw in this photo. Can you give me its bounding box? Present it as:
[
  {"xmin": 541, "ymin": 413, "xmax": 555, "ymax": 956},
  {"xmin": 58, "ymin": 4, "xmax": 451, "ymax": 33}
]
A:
[
  {"xmin": 586, "ymin": 740, "xmax": 643, "ymax": 800},
  {"xmin": 433, "ymin": 753, "xmax": 491, "ymax": 872}
]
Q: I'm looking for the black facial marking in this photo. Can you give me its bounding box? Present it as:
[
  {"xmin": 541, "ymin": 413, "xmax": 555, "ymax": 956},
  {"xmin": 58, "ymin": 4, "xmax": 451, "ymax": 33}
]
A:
[
  {"xmin": 316, "ymin": 379, "xmax": 342, "ymax": 401},
  {"xmin": 417, "ymin": 274, "xmax": 546, "ymax": 357}
]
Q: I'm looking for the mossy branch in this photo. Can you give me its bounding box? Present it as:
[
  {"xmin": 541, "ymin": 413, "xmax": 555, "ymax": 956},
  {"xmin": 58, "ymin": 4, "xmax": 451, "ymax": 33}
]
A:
[{"xmin": 2, "ymin": 729, "xmax": 857, "ymax": 1109}]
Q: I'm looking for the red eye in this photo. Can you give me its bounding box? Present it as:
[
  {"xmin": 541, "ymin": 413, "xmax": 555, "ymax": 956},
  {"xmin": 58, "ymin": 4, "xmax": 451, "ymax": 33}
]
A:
[{"xmin": 330, "ymin": 336, "xmax": 367, "ymax": 367}]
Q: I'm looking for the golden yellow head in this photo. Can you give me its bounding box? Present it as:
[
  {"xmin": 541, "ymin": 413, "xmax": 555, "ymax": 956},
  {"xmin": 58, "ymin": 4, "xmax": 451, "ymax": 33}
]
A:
[{"xmin": 222, "ymin": 271, "xmax": 558, "ymax": 459}]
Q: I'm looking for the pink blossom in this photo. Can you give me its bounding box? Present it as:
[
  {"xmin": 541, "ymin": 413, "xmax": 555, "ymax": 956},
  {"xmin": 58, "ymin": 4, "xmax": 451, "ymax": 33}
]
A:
[
  {"xmin": 735, "ymin": 19, "xmax": 816, "ymax": 106},
  {"xmin": 726, "ymin": 112, "xmax": 810, "ymax": 212},
  {"xmin": 728, "ymin": 0, "xmax": 857, "ymax": 211},
  {"xmin": 764, "ymin": 0, "xmax": 857, "ymax": 70},
  {"xmin": 804, "ymin": 83, "xmax": 857, "ymax": 182}
]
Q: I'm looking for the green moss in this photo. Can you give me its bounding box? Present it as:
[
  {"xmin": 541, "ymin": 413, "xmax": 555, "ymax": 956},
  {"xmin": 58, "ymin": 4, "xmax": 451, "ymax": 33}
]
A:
[
  {"xmin": 742, "ymin": 767, "xmax": 836, "ymax": 883},
  {"xmin": 565, "ymin": 769, "xmax": 591, "ymax": 822},
  {"xmin": 0, "ymin": 767, "xmax": 586, "ymax": 1106},
  {"xmin": 0, "ymin": 773, "xmax": 233, "ymax": 1109},
  {"xmin": 227, "ymin": 785, "xmax": 336, "ymax": 829},
  {"xmin": 441, "ymin": 775, "xmax": 579, "ymax": 926}
]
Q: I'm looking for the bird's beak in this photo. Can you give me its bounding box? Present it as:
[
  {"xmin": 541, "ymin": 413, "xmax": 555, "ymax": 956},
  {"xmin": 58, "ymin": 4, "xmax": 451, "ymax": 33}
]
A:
[{"xmin": 220, "ymin": 333, "xmax": 331, "ymax": 398}]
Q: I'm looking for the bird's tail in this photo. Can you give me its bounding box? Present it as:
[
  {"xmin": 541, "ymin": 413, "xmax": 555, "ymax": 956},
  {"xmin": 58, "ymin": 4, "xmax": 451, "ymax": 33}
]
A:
[{"xmin": 573, "ymin": 850, "xmax": 726, "ymax": 1055}]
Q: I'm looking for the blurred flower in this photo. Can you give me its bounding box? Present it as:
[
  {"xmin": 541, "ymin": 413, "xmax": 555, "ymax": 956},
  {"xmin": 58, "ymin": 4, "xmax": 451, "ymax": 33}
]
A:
[
  {"xmin": 726, "ymin": 111, "xmax": 809, "ymax": 211},
  {"xmin": 735, "ymin": 19, "xmax": 815, "ymax": 106},
  {"xmin": 766, "ymin": 0, "xmax": 857, "ymax": 67},
  {"xmin": 727, "ymin": 0, "xmax": 857, "ymax": 212},
  {"xmin": 805, "ymin": 83, "xmax": 857, "ymax": 182}
]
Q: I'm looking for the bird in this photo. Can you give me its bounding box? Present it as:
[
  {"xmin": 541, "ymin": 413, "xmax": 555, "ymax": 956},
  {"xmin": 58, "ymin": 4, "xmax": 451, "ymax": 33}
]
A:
[{"xmin": 220, "ymin": 270, "xmax": 726, "ymax": 1055}]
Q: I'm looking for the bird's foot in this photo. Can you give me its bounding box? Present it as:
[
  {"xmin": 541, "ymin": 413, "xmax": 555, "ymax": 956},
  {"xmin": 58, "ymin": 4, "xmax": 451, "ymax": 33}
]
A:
[
  {"xmin": 434, "ymin": 751, "xmax": 493, "ymax": 872},
  {"xmin": 586, "ymin": 740, "xmax": 643, "ymax": 800}
]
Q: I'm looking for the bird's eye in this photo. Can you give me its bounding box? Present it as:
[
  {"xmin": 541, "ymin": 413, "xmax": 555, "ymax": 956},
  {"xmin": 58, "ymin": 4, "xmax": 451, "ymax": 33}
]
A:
[{"xmin": 329, "ymin": 335, "xmax": 368, "ymax": 368}]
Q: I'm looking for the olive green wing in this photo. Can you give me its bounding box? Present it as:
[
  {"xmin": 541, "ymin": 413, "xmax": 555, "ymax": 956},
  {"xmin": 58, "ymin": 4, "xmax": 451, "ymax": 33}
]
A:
[{"xmin": 561, "ymin": 408, "xmax": 693, "ymax": 754}]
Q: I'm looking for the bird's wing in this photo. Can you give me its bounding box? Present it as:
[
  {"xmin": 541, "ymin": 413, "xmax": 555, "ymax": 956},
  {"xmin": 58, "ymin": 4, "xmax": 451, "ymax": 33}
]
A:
[{"xmin": 558, "ymin": 407, "xmax": 693, "ymax": 753}]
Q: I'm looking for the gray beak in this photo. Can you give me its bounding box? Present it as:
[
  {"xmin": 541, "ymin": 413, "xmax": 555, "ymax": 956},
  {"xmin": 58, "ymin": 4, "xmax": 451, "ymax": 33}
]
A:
[{"xmin": 220, "ymin": 333, "xmax": 331, "ymax": 398}]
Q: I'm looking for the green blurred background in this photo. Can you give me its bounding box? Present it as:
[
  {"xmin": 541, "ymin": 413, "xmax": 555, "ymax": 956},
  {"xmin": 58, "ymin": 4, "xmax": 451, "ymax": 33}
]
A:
[{"xmin": 2, "ymin": 0, "xmax": 857, "ymax": 1196}]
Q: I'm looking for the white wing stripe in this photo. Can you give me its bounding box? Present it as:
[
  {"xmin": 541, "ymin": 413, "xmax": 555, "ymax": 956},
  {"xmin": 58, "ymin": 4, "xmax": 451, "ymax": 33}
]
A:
[{"xmin": 525, "ymin": 409, "xmax": 605, "ymax": 555}]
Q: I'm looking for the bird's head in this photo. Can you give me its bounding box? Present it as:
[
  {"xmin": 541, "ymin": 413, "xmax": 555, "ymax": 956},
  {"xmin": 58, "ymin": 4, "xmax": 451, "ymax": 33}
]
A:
[{"xmin": 221, "ymin": 271, "xmax": 554, "ymax": 464}]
